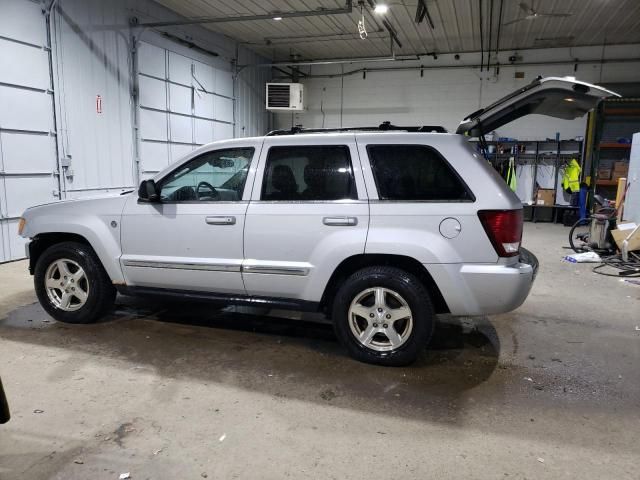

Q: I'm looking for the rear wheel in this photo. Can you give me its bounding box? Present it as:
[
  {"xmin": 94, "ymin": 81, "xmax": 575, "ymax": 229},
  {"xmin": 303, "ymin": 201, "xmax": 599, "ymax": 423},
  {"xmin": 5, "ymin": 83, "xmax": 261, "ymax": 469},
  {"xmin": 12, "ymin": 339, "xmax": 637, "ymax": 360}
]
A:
[
  {"xmin": 34, "ymin": 242, "xmax": 116, "ymax": 324},
  {"xmin": 332, "ymin": 266, "xmax": 434, "ymax": 366}
]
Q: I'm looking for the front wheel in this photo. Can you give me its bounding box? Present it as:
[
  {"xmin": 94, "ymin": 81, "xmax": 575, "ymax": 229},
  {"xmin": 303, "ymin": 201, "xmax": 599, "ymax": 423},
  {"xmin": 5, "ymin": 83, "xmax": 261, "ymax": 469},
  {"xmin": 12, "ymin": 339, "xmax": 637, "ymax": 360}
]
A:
[
  {"xmin": 332, "ymin": 266, "xmax": 435, "ymax": 366},
  {"xmin": 34, "ymin": 241, "xmax": 116, "ymax": 324}
]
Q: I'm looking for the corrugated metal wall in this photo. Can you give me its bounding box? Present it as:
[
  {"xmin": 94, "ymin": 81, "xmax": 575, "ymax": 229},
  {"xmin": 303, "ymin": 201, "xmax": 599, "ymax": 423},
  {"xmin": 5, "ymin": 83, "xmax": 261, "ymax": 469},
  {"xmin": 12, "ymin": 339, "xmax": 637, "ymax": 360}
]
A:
[
  {"xmin": 0, "ymin": 0, "xmax": 271, "ymax": 262},
  {"xmin": 235, "ymin": 47, "xmax": 271, "ymax": 138},
  {"xmin": 51, "ymin": 0, "xmax": 137, "ymax": 198}
]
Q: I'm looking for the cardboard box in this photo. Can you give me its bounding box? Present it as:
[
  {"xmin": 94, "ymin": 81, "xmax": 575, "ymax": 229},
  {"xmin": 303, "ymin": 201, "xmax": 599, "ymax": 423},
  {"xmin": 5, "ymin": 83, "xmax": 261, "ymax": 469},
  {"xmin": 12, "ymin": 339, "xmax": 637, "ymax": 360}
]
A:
[
  {"xmin": 598, "ymin": 167, "xmax": 612, "ymax": 180},
  {"xmin": 613, "ymin": 161, "xmax": 628, "ymax": 173},
  {"xmin": 611, "ymin": 223, "xmax": 640, "ymax": 252},
  {"xmin": 536, "ymin": 188, "xmax": 555, "ymax": 206},
  {"xmin": 612, "ymin": 164, "xmax": 628, "ymax": 180}
]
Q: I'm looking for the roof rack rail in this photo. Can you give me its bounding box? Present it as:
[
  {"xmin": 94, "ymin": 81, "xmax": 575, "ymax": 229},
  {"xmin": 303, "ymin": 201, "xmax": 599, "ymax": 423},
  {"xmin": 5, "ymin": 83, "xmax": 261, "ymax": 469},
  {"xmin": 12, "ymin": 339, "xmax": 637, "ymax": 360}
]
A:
[{"xmin": 265, "ymin": 121, "xmax": 447, "ymax": 136}]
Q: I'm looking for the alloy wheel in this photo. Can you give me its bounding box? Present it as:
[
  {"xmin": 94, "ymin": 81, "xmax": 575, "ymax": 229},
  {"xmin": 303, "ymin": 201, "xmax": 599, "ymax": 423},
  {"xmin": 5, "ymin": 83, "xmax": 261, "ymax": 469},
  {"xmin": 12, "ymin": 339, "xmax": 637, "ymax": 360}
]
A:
[
  {"xmin": 348, "ymin": 287, "xmax": 413, "ymax": 352},
  {"xmin": 44, "ymin": 259, "xmax": 89, "ymax": 312}
]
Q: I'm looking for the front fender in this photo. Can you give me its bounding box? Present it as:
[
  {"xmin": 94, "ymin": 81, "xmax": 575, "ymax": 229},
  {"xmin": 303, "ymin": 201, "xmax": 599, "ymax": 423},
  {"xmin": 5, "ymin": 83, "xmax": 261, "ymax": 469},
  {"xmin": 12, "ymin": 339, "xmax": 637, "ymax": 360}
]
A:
[{"xmin": 21, "ymin": 195, "xmax": 130, "ymax": 284}]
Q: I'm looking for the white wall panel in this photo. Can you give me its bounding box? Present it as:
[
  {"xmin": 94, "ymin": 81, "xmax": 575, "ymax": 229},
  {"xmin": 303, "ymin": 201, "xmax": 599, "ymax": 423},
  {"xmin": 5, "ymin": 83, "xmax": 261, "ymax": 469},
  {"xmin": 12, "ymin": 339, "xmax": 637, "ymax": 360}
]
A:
[
  {"xmin": 140, "ymin": 142, "xmax": 170, "ymax": 173},
  {"xmin": 6, "ymin": 218, "xmax": 28, "ymax": 260},
  {"xmin": 0, "ymin": 40, "xmax": 50, "ymax": 89},
  {"xmin": 193, "ymin": 61, "xmax": 214, "ymax": 91},
  {"xmin": 0, "ymin": 87, "xmax": 53, "ymax": 132},
  {"xmin": 139, "ymin": 76, "xmax": 166, "ymax": 110},
  {"xmin": 140, "ymin": 109, "xmax": 168, "ymax": 141},
  {"xmin": 138, "ymin": 42, "xmax": 166, "ymax": 78},
  {"xmin": 3, "ymin": 176, "xmax": 54, "ymax": 218},
  {"xmin": 0, "ymin": 0, "xmax": 47, "ymax": 46},
  {"xmin": 0, "ymin": 133, "xmax": 56, "ymax": 173},
  {"xmin": 170, "ymin": 144, "xmax": 193, "ymax": 162},
  {"xmin": 194, "ymin": 92, "xmax": 214, "ymax": 118},
  {"xmin": 215, "ymin": 69, "xmax": 234, "ymax": 97},
  {"xmin": 213, "ymin": 123, "xmax": 234, "ymax": 141},
  {"xmin": 169, "ymin": 114, "xmax": 192, "ymax": 143},
  {"xmin": 168, "ymin": 52, "xmax": 192, "ymax": 85},
  {"xmin": 169, "ymin": 83, "xmax": 192, "ymax": 115},
  {"xmin": 194, "ymin": 119, "xmax": 214, "ymax": 145},
  {"xmin": 214, "ymin": 96, "xmax": 233, "ymax": 122}
]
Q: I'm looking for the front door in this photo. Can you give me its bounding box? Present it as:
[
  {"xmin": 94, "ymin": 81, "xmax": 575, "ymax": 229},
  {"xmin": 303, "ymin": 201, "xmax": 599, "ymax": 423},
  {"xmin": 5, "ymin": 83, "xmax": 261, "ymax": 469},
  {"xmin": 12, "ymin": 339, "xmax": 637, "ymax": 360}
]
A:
[{"xmin": 120, "ymin": 144, "xmax": 259, "ymax": 294}]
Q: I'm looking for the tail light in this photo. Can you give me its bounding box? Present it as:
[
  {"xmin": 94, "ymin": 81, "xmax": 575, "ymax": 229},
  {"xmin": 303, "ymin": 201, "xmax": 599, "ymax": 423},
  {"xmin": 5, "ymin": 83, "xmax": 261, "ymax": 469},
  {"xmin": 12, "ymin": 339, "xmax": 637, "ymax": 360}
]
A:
[{"xmin": 478, "ymin": 209, "xmax": 523, "ymax": 257}]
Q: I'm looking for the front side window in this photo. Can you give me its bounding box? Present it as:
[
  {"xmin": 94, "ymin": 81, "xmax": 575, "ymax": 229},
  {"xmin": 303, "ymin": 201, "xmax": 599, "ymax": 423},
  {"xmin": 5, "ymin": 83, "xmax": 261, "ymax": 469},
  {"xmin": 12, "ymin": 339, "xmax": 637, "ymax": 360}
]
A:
[
  {"xmin": 159, "ymin": 148, "xmax": 254, "ymax": 202},
  {"xmin": 367, "ymin": 145, "xmax": 473, "ymax": 201},
  {"xmin": 261, "ymin": 146, "xmax": 357, "ymax": 201}
]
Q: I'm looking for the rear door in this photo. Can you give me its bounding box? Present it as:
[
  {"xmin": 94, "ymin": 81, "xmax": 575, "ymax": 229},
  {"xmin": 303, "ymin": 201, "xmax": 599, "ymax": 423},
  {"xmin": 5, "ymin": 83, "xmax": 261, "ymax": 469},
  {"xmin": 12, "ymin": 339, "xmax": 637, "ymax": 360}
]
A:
[
  {"xmin": 456, "ymin": 76, "xmax": 619, "ymax": 137},
  {"xmin": 243, "ymin": 134, "xmax": 369, "ymax": 303}
]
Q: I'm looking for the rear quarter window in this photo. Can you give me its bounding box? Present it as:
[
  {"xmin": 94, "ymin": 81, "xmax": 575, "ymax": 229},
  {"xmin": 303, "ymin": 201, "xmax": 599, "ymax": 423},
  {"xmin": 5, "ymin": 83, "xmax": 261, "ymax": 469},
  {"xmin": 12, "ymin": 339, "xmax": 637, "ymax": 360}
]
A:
[{"xmin": 366, "ymin": 144, "xmax": 474, "ymax": 201}]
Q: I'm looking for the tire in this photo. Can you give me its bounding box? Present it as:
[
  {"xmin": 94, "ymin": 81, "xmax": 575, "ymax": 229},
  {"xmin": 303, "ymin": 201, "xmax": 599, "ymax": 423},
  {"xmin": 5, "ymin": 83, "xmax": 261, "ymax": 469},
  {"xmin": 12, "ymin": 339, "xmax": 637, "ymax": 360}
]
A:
[
  {"xmin": 569, "ymin": 218, "xmax": 590, "ymax": 253},
  {"xmin": 34, "ymin": 241, "xmax": 116, "ymax": 324},
  {"xmin": 331, "ymin": 266, "xmax": 435, "ymax": 366}
]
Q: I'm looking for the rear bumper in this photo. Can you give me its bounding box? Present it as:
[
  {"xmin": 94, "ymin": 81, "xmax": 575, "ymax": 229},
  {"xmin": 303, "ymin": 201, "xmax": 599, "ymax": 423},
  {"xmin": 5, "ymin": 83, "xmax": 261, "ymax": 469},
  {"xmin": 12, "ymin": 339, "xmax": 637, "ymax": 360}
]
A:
[{"xmin": 426, "ymin": 248, "xmax": 538, "ymax": 316}]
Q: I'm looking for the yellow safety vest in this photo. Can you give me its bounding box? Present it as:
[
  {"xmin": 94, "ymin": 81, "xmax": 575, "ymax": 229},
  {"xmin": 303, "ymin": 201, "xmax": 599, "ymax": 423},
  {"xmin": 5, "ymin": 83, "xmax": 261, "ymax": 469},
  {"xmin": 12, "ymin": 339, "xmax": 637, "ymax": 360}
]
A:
[
  {"xmin": 506, "ymin": 157, "xmax": 517, "ymax": 192},
  {"xmin": 562, "ymin": 158, "xmax": 581, "ymax": 193}
]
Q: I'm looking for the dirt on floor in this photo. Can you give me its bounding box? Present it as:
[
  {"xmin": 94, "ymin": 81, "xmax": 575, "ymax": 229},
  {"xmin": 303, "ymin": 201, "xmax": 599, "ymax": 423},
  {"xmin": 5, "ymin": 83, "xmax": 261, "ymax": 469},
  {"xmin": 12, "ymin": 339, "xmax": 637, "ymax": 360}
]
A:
[{"xmin": 0, "ymin": 223, "xmax": 639, "ymax": 480}]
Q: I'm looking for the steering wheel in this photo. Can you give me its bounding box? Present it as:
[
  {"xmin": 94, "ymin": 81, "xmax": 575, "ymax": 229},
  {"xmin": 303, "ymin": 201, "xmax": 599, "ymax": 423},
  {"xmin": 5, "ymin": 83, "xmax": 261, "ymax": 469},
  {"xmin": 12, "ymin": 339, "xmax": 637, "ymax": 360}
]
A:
[{"xmin": 196, "ymin": 181, "xmax": 219, "ymax": 200}]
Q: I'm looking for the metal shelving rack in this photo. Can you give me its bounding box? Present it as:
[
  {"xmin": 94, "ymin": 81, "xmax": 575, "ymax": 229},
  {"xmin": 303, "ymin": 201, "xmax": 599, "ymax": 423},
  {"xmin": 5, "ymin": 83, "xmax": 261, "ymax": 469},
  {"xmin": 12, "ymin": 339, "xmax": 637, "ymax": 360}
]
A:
[
  {"xmin": 586, "ymin": 98, "xmax": 640, "ymax": 203},
  {"xmin": 470, "ymin": 138, "xmax": 584, "ymax": 222}
]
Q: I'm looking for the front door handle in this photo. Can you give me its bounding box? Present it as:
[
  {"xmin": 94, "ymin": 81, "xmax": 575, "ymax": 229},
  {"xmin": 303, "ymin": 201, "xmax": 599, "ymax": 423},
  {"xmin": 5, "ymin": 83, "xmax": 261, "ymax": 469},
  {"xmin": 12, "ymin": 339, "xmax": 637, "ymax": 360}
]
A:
[
  {"xmin": 323, "ymin": 216, "xmax": 358, "ymax": 226},
  {"xmin": 206, "ymin": 216, "xmax": 236, "ymax": 225}
]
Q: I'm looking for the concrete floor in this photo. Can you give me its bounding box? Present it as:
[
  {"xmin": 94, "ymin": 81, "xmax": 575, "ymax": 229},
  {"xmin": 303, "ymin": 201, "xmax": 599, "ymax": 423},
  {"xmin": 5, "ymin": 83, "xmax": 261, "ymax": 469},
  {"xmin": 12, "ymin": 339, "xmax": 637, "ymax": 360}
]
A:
[{"xmin": 0, "ymin": 223, "xmax": 638, "ymax": 480}]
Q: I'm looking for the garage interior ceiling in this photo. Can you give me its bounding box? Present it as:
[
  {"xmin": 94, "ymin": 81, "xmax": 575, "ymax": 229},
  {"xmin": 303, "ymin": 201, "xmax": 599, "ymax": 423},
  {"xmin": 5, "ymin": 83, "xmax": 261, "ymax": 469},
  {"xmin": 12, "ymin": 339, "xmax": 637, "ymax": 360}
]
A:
[{"xmin": 152, "ymin": 0, "xmax": 640, "ymax": 61}]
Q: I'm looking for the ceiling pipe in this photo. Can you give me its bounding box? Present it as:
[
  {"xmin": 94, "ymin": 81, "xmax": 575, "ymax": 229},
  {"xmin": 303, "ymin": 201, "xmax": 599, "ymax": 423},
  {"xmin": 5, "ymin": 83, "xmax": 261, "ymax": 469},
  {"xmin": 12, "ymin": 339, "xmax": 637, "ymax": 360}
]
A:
[
  {"xmin": 259, "ymin": 30, "xmax": 386, "ymax": 46},
  {"xmin": 137, "ymin": 0, "xmax": 353, "ymax": 28},
  {"xmin": 240, "ymin": 55, "xmax": 425, "ymax": 69},
  {"xmin": 270, "ymin": 56, "xmax": 640, "ymax": 79}
]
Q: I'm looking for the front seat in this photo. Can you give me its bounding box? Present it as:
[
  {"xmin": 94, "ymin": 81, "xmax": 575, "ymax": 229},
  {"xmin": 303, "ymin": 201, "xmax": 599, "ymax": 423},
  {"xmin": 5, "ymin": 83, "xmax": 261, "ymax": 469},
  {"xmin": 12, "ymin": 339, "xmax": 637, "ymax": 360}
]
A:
[{"xmin": 268, "ymin": 165, "xmax": 299, "ymax": 200}]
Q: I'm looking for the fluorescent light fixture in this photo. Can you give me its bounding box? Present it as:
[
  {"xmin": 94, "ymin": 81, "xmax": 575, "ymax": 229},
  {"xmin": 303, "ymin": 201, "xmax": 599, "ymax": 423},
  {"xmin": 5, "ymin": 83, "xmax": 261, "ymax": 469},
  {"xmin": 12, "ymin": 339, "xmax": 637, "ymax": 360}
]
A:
[
  {"xmin": 273, "ymin": 16, "xmax": 283, "ymax": 20},
  {"xmin": 564, "ymin": 97, "xmax": 575, "ymax": 102},
  {"xmin": 374, "ymin": 4, "xmax": 389, "ymax": 14}
]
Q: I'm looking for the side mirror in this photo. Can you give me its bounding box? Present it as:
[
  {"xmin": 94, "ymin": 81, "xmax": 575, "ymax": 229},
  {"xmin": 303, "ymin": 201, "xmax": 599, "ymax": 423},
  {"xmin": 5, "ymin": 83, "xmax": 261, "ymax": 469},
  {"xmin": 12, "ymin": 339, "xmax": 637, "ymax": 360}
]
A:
[{"xmin": 138, "ymin": 179, "xmax": 160, "ymax": 202}]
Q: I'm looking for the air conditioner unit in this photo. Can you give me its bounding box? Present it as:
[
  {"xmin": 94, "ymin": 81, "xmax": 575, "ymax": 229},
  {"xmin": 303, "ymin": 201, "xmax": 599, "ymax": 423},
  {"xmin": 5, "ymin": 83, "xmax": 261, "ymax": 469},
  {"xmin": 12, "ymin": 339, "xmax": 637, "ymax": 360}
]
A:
[{"xmin": 266, "ymin": 83, "xmax": 304, "ymax": 111}]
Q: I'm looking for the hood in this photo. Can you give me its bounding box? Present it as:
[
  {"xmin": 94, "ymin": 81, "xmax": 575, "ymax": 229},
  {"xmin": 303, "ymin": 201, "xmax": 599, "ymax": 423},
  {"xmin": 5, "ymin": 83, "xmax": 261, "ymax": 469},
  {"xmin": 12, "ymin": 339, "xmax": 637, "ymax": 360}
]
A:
[
  {"xmin": 23, "ymin": 191, "xmax": 133, "ymax": 212},
  {"xmin": 456, "ymin": 76, "xmax": 620, "ymax": 137}
]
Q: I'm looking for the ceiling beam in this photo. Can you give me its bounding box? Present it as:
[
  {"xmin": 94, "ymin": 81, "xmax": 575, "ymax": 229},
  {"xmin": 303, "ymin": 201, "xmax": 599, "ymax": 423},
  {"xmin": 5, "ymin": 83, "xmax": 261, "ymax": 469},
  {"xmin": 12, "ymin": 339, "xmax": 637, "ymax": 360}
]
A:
[{"xmin": 137, "ymin": 1, "xmax": 353, "ymax": 28}]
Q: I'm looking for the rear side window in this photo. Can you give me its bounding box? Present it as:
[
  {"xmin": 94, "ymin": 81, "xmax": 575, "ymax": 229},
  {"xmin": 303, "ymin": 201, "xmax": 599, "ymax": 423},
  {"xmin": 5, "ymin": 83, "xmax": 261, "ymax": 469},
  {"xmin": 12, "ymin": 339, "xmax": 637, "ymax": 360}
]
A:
[
  {"xmin": 367, "ymin": 145, "xmax": 473, "ymax": 201},
  {"xmin": 261, "ymin": 146, "xmax": 357, "ymax": 201}
]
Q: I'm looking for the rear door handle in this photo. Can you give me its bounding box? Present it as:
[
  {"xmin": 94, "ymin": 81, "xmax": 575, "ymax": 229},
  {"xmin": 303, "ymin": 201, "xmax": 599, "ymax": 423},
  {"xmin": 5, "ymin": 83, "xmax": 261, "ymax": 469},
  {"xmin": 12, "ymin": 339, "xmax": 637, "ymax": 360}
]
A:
[
  {"xmin": 206, "ymin": 216, "xmax": 236, "ymax": 225},
  {"xmin": 323, "ymin": 216, "xmax": 358, "ymax": 226}
]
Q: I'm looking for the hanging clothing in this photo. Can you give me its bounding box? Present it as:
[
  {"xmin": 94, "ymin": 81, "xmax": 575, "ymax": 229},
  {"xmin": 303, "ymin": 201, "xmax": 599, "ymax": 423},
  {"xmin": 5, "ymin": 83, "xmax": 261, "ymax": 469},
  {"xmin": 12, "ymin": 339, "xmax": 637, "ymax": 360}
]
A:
[
  {"xmin": 506, "ymin": 157, "xmax": 517, "ymax": 192},
  {"xmin": 515, "ymin": 164, "xmax": 535, "ymax": 204},
  {"xmin": 562, "ymin": 158, "xmax": 581, "ymax": 193}
]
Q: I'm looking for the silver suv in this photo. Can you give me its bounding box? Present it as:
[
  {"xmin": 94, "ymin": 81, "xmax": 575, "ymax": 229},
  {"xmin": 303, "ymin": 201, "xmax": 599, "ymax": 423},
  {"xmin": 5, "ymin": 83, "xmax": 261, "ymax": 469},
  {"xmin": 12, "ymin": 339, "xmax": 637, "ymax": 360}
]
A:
[{"xmin": 18, "ymin": 77, "xmax": 615, "ymax": 365}]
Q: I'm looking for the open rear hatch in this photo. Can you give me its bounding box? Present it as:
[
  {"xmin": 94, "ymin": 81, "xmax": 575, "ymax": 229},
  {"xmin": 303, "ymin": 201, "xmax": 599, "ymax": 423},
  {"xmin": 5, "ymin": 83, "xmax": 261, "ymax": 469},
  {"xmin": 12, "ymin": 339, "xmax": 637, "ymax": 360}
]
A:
[{"xmin": 456, "ymin": 76, "xmax": 620, "ymax": 137}]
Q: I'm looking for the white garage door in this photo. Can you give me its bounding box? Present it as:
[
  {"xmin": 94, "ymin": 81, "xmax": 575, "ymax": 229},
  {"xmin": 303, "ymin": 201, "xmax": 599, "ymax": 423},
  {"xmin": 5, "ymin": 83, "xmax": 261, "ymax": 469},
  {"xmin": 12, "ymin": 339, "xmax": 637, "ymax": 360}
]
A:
[
  {"xmin": 137, "ymin": 41, "xmax": 235, "ymax": 177},
  {"xmin": 0, "ymin": 0, "xmax": 59, "ymax": 262}
]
